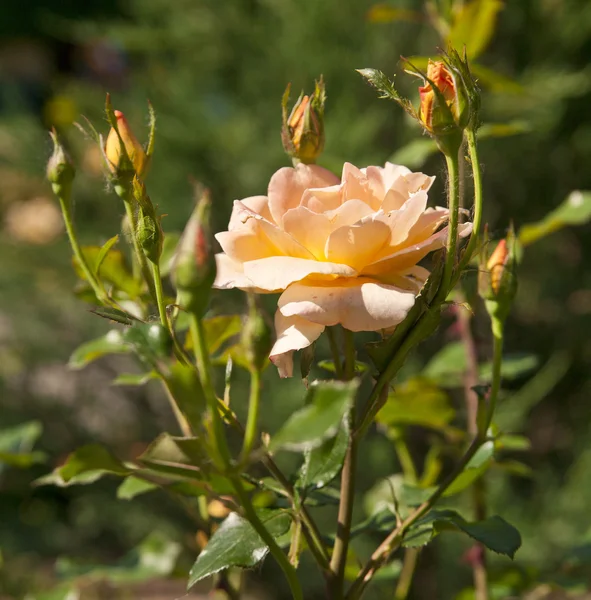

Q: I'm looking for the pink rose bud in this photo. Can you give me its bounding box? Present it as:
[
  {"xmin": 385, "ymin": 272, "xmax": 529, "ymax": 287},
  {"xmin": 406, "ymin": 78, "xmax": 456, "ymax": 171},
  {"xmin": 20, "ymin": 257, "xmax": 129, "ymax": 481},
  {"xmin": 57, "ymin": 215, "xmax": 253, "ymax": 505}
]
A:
[{"xmin": 105, "ymin": 110, "xmax": 148, "ymax": 177}]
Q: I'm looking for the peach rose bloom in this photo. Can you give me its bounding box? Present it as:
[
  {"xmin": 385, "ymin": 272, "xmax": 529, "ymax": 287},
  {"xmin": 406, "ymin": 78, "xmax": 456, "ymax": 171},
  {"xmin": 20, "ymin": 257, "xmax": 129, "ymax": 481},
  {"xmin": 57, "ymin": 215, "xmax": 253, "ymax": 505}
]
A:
[{"xmin": 214, "ymin": 163, "xmax": 472, "ymax": 377}]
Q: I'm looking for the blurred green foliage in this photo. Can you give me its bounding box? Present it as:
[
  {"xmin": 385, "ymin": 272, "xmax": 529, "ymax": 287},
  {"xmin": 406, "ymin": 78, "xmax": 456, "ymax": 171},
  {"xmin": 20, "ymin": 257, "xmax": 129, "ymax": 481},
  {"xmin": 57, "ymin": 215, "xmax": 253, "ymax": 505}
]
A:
[{"xmin": 1, "ymin": 0, "xmax": 591, "ymax": 599}]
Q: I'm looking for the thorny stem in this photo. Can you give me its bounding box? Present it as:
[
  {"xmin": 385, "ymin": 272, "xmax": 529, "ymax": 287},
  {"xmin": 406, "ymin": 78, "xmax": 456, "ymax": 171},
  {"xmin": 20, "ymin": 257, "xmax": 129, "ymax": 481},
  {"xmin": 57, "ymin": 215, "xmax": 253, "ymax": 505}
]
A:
[
  {"xmin": 190, "ymin": 313, "xmax": 303, "ymax": 600},
  {"xmin": 58, "ymin": 196, "xmax": 110, "ymax": 306},
  {"xmin": 330, "ymin": 330, "xmax": 358, "ymax": 597},
  {"xmin": 441, "ymin": 149, "xmax": 461, "ymax": 294},
  {"xmin": 326, "ymin": 327, "xmax": 344, "ymax": 379},
  {"xmin": 456, "ymin": 297, "xmax": 489, "ymax": 599},
  {"xmin": 240, "ymin": 368, "xmax": 261, "ymax": 463},
  {"xmin": 346, "ymin": 319, "xmax": 506, "ymax": 600}
]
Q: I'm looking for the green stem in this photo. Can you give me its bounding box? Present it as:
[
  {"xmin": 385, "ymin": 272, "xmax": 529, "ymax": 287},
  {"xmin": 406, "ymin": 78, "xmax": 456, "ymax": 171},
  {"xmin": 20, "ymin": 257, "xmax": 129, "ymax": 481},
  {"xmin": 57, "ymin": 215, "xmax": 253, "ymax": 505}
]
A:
[
  {"xmin": 231, "ymin": 475, "xmax": 303, "ymax": 600},
  {"xmin": 58, "ymin": 196, "xmax": 112, "ymax": 305},
  {"xmin": 441, "ymin": 149, "xmax": 461, "ymax": 295},
  {"xmin": 346, "ymin": 320, "xmax": 506, "ymax": 600},
  {"xmin": 240, "ymin": 368, "xmax": 261, "ymax": 463},
  {"xmin": 122, "ymin": 196, "xmax": 156, "ymax": 299},
  {"xmin": 394, "ymin": 548, "xmax": 419, "ymax": 600},
  {"xmin": 151, "ymin": 262, "xmax": 169, "ymax": 327},
  {"xmin": 330, "ymin": 330, "xmax": 357, "ymax": 596},
  {"xmin": 461, "ymin": 128, "xmax": 483, "ymax": 270},
  {"xmin": 326, "ymin": 327, "xmax": 344, "ymax": 379},
  {"xmin": 188, "ymin": 313, "xmax": 303, "ymax": 598}
]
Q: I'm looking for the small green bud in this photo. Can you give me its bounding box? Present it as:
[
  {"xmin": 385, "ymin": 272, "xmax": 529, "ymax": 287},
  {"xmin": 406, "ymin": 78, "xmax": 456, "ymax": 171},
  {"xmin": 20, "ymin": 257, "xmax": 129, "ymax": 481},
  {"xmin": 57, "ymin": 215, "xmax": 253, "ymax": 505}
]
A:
[
  {"xmin": 241, "ymin": 295, "xmax": 273, "ymax": 372},
  {"xmin": 47, "ymin": 130, "xmax": 75, "ymax": 198},
  {"xmin": 172, "ymin": 190, "xmax": 216, "ymax": 316},
  {"xmin": 281, "ymin": 77, "xmax": 325, "ymax": 164}
]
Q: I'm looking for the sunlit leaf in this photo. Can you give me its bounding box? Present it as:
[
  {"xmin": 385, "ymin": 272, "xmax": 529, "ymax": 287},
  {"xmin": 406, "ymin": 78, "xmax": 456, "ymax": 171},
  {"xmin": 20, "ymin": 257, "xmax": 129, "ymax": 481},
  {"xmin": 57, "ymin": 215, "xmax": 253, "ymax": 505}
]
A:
[
  {"xmin": 519, "ymin": 191, "xmax": 591, "ymax": 247},
  {"xmin": 76, "ymin": 246, "xmax": 142, "ymax": 298},
  {"xmin": 297, "ymin": 415, "xmax": 349, "ymax": 492},
  {"xmin": 68, "ymin": 330, "xmax": 131, "ymax": 369},
  {"xmin": 94, "ymin": 235, "xmax": 120, "ymax": 277},
  {"xmin": 117, "ymin": 476, "xmax": 158, "ymax": 500},
  {"xmin": 447, "ymin": 0, "xmax": 504, "ymax": 59},
  {"xmin": 403, "ymin": 509, "xmax": 521, "ymax": 558},
  {"xmin": 0, "ymin": 421, "xmax": 46, "ymax": 468},
  {"xmin": 36, "ymin": 444, "xmax": 130, "ymax": 487},
  {"xmin": 112, "ymin": 371, "xmax": 158, "ymax": 386},
  {"xmin": 377, "ymin": 378, "xmax": 455, "ymax": 430},
  {"xmin": 443, "ymin": 441, "xmax": 494, "ymax": 496},
  {"xmin": 188, "ymin": 509, "xmax": 292, "ymax": 588},
  {"xmin": 269, "ymin": 379, "xmax": 359, "ymax": 452}
]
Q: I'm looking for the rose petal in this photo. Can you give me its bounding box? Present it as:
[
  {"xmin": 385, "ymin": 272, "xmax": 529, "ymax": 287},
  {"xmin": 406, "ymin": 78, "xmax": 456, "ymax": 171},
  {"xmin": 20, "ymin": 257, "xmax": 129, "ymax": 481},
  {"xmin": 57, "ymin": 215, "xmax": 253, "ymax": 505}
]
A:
[
  {"xmin": 242, "ymin": 256, "xmax": 357, "ymax": 292},
  {"xmin": 363, "ymin": 222, "xmax": 472, "ymax": 275},
  {"xmin": 341, "ymin": 163, "xmax": 382, "ymax": 211},
  {"xmin": 214, "ymin": 253, "xmax": 256, "ymax": 290},
  {"xmin": 217, "ymin": 201, "xmax": 314, "ymax": 262},
  {"xmin": 325, "ymin": 219, "xmax": 391, "ymax": 270},
  {"xmin": 325, "ymin": 199, "xmax": 375, "ymax": 228},
  {"xmin": 282, "ymin": 206, "xmax": 333, "ymax": 260},
  {"xmin": 278, "ymin": 278, "xmax": 416, "ymax": 331},
  {"xmin": 301, "ymin": 183, "xmax": 344, "ymax": 213},
  {"xmin": 268, "ymin": 164, "xmax": 339, "ymax": 224},
  {"xmin": 375, "ymin": 190, "xmax": 429, "ymax": 248},
  {"xmin": 269, "ymin": 312, "xmax": 325, "ymax": 378},
  {"xmin": 228, "ymin": 196, "xmax": 273, "ymax": 229}
]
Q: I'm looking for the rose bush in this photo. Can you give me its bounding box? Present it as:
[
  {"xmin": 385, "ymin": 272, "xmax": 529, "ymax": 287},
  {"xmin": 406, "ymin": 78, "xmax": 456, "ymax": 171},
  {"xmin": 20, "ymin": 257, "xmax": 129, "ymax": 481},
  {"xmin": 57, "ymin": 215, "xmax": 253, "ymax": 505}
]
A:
[{"xmin": 214, "ymin": 162, "xmax": 472, "ymax": 376}]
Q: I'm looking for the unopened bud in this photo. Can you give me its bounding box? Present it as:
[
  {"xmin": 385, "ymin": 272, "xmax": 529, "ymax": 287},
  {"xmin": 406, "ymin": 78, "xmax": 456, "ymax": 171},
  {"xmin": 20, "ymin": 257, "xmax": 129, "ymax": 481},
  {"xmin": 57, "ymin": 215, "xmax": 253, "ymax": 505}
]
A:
[
  {"xmin": 47, "ymin": 131, "xmax": 75, "ymax": 198},
  {"xmin": 241, "ymin": 295, "xmax": 273, "ymax": 372},
  {"xmin": 105, "ymin": 110, "xmax": 148, "ymax": 178},
  {"xmin": 172, "ymin": 190, "xmax": 216, "ymax": 316},
  {"xmin": 479, "ymin": 226, "xmax": 518, "ymax": 325},
  {"xmin": 281, "ymin": 77, "xmax": 325, "ymax": 164}
]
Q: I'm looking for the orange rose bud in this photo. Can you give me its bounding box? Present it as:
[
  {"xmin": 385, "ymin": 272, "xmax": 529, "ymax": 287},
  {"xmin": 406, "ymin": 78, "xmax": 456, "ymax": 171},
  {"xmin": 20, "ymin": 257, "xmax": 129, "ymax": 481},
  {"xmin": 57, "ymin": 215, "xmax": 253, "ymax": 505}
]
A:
[
  {"xmin": 281, "ymin": 77, "xmax": 325, "ymax": 164},
  {"xmin": 105, "ymin": 110, "xmax": 148, "ymax": 177},
  {"xmin": 479, "ymin": 228, "xmax": 518, "ymax": 325},
  {"xmin": 486, "ymin": 238, "xmax": 509, "ymax": 295},
  {"xmin": 418, "ymin": 60, "xmax": 469, "ymax": 136}
]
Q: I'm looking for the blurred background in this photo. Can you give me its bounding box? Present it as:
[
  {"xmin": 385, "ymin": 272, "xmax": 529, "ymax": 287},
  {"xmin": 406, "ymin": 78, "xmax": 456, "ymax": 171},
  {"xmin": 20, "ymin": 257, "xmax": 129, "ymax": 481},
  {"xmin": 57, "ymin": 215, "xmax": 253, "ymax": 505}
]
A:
[{"xmin": 1, "ymin": 0, "xmax": 591, "ymax": 598}]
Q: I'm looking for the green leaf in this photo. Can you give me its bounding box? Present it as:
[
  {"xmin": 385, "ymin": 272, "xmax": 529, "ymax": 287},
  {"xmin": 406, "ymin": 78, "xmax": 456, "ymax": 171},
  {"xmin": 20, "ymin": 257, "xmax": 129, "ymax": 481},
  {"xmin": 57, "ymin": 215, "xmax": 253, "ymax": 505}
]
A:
[
  {"xmin": 161, "ymin": 363, "xmax": 206, "ymax": 431},
  {"xmin": 203, "ymin": 315, "xmax": 243, "ymax": 354},
  {"xmin": 377, "ymin": 378, "xmax": 455, "ymax": 430},
  {"xmin": 364, "ymin": 474, "xmax": 436, "ymax": 518},
  {"xmin": 405, "ymin": 510, "xmax": 521, "ymax": 558},
  {"xmin": 422, "ymin": 342, "xmax": 538, "ymax": 387},
  {"xmin": 0, "ymin": 421, "xmax": 46, "ymax": 468},
  {"xmin": 112, "ymin": 371, "xmax": 158, "ymax": 386},
  {"xmin": 77, "ymin": 246, "xmax": 142, "ymax": 298},
  {"xmin": 269, "ymin": 379, "xmax": 359, "ymax": 452},
  {"xmin": 36, "ymin": 444, "xmax": 130, "ymax": 487},
  {"xmin": 188, "ymin": 509, "xmax": 292, "ymax": 588},
  {"xmin": 470, "ymin": 63, "xmax": 523, "ymax": 94},
  {"xmin": 90, "ymin": 306, "xmax": 137, "ymax": 326},
  {"xmin": 117, "ymin": 476, "xmax": 158, "ymax": 500},
  {"xmin": 519, "ymin": 191, "xmax": 591, "ymax": 247},
  {"xmin": 366, "ymin": 5, "xmax": 423, "ymax": 23},
  {"xmin": 139, "ymin": 433, "xmax": 207, "ymax": 476},
  {"xmin": 443, "ymin": 441, "xmax": 494, "ymax": 497},
  {"xmin": 68, "ymin": 330, "xmax": 131, "ymax": 369},
  {"xmin": 94, "ymin": 235, "xmax": 120, "ymax": 277},
  {"xmin": 56, "ymin": 532, "xmax": 180, "ymax": 584},
  {"xmin": 446, "ymin": 0, "xmax": 504, "ymax": 59},
  {"xmin": 297, "ymin": 415, "xmax": 349, "ymax": 491},
  {"xmin": 159, "ymin": 231, "xmax": 181, "ymax": 277}
]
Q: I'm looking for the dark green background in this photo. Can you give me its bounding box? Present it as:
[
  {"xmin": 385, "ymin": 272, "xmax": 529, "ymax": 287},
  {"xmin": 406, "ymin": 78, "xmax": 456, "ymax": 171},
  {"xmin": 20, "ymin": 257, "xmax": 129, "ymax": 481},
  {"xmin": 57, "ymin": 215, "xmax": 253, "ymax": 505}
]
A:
[{"xmin": 1, "ymin": 0, "xmax": 590, "ymax": 598}]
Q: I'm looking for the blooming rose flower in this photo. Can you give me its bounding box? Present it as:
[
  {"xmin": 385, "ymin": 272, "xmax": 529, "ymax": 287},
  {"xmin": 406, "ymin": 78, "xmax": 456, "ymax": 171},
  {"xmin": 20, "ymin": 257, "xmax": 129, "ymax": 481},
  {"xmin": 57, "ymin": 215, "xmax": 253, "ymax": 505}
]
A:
[{"xmin": 214, "ymin": 162, "xmax": 472, "ymax": 377}]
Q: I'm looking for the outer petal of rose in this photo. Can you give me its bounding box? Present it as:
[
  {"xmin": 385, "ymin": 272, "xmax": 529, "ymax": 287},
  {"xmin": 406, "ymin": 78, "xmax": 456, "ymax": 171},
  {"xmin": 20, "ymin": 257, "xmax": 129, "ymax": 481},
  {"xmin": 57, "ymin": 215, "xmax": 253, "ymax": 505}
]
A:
[
  {"xmin": 381, "ymin": 173, "xmax": 436, "ymax": 212},
  {"xmin": 325, "ymin": 219, "xmax": 391, "ymax": 270},
  {"xmin": 217, "ymin": 202, "xmax": 314, "ymax": 262},
  {"xmin": 282, "ymin": 206, "xmax": 334, "ymax": 260},
  {"xmin": 362, "ymin": 222, "xmax": 473, "ymax": 275},
  {"xmin": 242, "ymin": 256, "xmax": 358, "ymax": 292},
  {"xmin": 228, "ymin": 196, "xmax": 273, "ymax": 229},
  {"xmin": 214, "ymin": 253, "xmax": 254, "ymax": 289},
  {"xmin": 278, "ymin": 278, "xmax": 416, "ymax": 332},
  {"xmin": 371, "ymin": 265, "xmax": 431, "ymax": 291},
  {"xmin": 268, "ymin": 164, "xmax": 340, "ymax": 224},
  {"xmin": 269, "ymin": 312, "xmax": 325, "ymax": 378}
]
